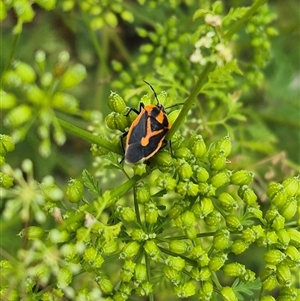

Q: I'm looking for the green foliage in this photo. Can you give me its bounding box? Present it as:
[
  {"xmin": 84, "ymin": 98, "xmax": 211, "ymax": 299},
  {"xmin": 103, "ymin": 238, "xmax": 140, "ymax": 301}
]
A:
[{"xmin": 1, "ymin": 0, "xmax": 299, "ymax": 301}]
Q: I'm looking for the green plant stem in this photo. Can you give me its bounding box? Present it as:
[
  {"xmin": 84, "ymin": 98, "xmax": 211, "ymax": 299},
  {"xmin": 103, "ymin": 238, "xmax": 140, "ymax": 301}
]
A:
[
  {"xmin": 145, "ymin": 254, "xmax": 155, "ymax": 301},
  {"xmin": 3, "ymin": 33, "xmax": 20, "ymax": 74},
  {"xmin": 167, "ymin": 62, "xmax": 215, "ymax": 139},
  {"xmin": 57, "ymin": 117, "xmax": 122, "ymax": 154},
  {"xmin": 224, "ymin": 0, "xmax": 268, "ymax": 40}
]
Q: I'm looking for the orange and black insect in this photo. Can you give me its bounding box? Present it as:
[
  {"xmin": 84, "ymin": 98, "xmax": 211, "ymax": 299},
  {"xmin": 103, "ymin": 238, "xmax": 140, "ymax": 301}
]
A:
[{"xmin": 121, "ymin": 81, "xmax": 171, "ymax": 164}]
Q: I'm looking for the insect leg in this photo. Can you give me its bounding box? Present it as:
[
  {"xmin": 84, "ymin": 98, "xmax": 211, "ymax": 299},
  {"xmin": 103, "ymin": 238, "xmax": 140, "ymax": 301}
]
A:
[{"xmin": 124, "ymin": 103, "xmax": 145, "ymax": 117}]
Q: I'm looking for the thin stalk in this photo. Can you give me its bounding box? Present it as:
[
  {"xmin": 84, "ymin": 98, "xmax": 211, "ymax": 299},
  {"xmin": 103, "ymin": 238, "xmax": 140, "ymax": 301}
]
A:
[
  {"xmin": 224, "ymin": 0, "xmax": 268, "ymax": 40},
  {"xmin": 3, "ymin": 33, "xmax": 20, "ymax": 74},
  {"xmin": 167, "ymin": 62, "xmax": 215, "ymax": 139},
  {"xmin": 57, "ymin": 117, "xmax": 122, "ymax": 154}
]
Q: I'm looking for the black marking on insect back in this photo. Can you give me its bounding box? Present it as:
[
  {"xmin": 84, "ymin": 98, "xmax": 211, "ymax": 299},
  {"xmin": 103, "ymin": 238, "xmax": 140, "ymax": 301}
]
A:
[
  {"xmin": 125, "ymin": 129, "xmax": 168, "ymax": 163},
  {"xmin": 127, "ymin": 112, "xmax": 148, "ymax": 145},
  {"xmin": 150, "ymin": 114, "xmax": 169, "ymax": 132}
]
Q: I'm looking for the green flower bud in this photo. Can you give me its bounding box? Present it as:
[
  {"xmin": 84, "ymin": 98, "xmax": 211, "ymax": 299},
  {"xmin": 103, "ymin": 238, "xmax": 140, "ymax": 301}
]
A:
[
  {"xmin": 48, "ymin": 229, "xmax": 70, "ymax": 243},
  {"xmin": 190, "ymin": 246, "xmax": 210, "ymax": 266},
  {"xmin": 223, "ymin": 262, "xmax": 246, "ymax": 277},
  {"xmin": 278, "ymin": 287, "xmax": 298, "ymax": 301},
  {"xmin": 145, "ymin": 202, "xmax": 158, "ymax": 224},
  {"xmin": 185, "ymin": 226, "xmax": 197, "ymax": 239},
  {"xmin": 218, "ymin": 192, "xmax": 238, "ymax": 212},
  {"xmin": 276, "ymin": 229, "xmax": 290, "ymax": 249},
  {"xmin": 267, "ymin": 182, "xmax": 282, "ymax": 199},
  {"xmin": 19, "ymin": 226, "xmax": 45, "ymax": 240},
  {"xmin": 285, "ymin": 245, "xmax": 300, "ymax": 264},
  {"xmin": 96, "ymin": 272, "xmax": 114, "ymax": 293},
  {"xmin": 261, "ymin": 268, "xmax": 278, "ymax": 291},
  {"xmin": 134, "ymin": 181, "xmax": 150, "ymax": 204},
  {"xmin": 276, "ymin": 264, "xmax": 292, "ymax": 287},
  {"xmin": 52, "ymin": 92, "xmax": 79, "ymax": 113},
  {"xmin": 0, "ymin": 172, "xmax": 14, "ymax": 188},
  {"xmin": 174, "ymin": 281, "xmax": 196, "ymax": 298},
  {"xmin": 190, "ymin": 134, "xmax": 207, "ymax": 158},
  {"xmin": 116, "ymin": 205, "xmax": 136, "ymax": 222},
  {"xmin": 238, "ymin": 185, "xmax": 258, "ymax": 205},
  {"xmin": 60, "ymin": 64, "xmax": 86, "ymax": 89},
  {"xmin": 178, "ymin": 211, "xmax": 195, "ymax": 227},
  {"xmin": 66, "ymin": 178, "xmax": 84, "ymax": 203},
  {"xmin": 60, "ymin": 243, "xmax": 79, "ymax": 262},
  {"xmin": 35, "ymin": 0, "xmax": 56, "ymax": 10},
  {"xmin": 192, "ymin": 197, "xmax": 214, "ymax": 219},
  {"xmin": 175, "ymin": 159, "xmax": 193, "ymax": 180},
  {"xmin": 177, "ymin": 181, "xmax": 199, "ymax": 196},
  {"xmin": 231, "ymin": 239, "xmax": 249, "ymax": 255},
  {"xmin": 144, "ymin": 240, "xmax": 161, "ymax": 261},
  {"xmin": 120, "ymin": 241, "xmax": 140, "ymax": 259},
  {"xmin": 14, "ymin": 61, "xmax": 36, "ymax": 83},
  {"xmin": 4, "ymin": 104, "xmax": 32, "ymax": 127},
  {"xmin": 215, "ymin": 135, "xmax": 232, "ymax": 157},
  {"xmin": 120, "ymin": 260, "xmax": 136, "ymax": 282},
  {"xmin": 282, "ymin": 176, "xmax": 299, "ymax": 197},
  {"xmin": 279, "ymin": 197, "xmax": 297, "ymax": 220},
  {"xmin": 241, "ymin": 269, "xmax": 256, "ymax": 283},
  {"xmin": 198, "ymin": 182, "xmax": 216, "ymax": 196},
  {"xmin": 24, "ymin": 84, "xmax": 46, "ymax": 105},
  {"xmin": 252, "ymin": 225, "xmax": 265, "ymax": 238},
  {"xmin": 220, "ymin": 286, "xmax": 238, "ymax": 301},
  {"xmin": 83, "ymin": 247, "xmax": 104, "ymax": 268},
  {"xmin": 108, "ymin": 91, "xmax": 126, "ymax": 113},
  {"xmin": 231, "ymin": 170, "xmax": 254, "ymax": 186},
  {"xmin": 153, "ymin": 151, "xmax": 174, "ymax": 173},
  {"xmin": 57, "ymin": 266, "xmax": 72, "ymax": 289},
  {"xmin": 271, "ymin": 214, "xmax": 285, "ymax": 231},
  {"xmin": 165, "ymin": 255, "xmax": 185, "ymax": 271},
  {"xmin": 3, "ymin": 70, "xmax": 22, "ymax": 87},
  {"xmin": 35, "ymin": 50, "xmax": 46, "ymax": 70},
  {"xmin": 209, "ymin": 253, "xmax": 227, "ymax": 271},
  {"xmin": 40, "ymin": 182, "xmax": 63, "ymax": 202},
  {"xmin": 135, "ymin": 263, "xmax": 147, "ymax": 283},
  {"xmin": 135, "ymin": 281, "xmax": 153, "ymax": 296},
  {"xmin": 211, "ymin": 170, "xmax": 231, "ymax": 188},
  {"xmin": 106, "ymin": 111, "xmax": 129, "ymax": 131},
  {"xmin": 14, "ymin": 0, "xmax": 35, "ymax": 22},
  {"xmin": 194, "ymin": 165, "xmax": 210, "ymax": 183},
  {"xmin": 169, "ymin": 240, "xmax": 190, "ymax": 254},
  {"xmin": 191, "ymin": 267, "xmax": 211, "ymax": 281},
  {"xmin": 101, "ymin": 239, "xmax": 118, "ymax": 255},
  {"xmin": 164, "ymin": 266, "xmax": 182, "ymax": 285},
  {"xmin": 248, "ymin": 206, "xmax": 263, "ymax": 219},
  {"xmin": 225, "ymin": 215, "xmax": 243, "ymax": 231},
  {"xmin": 173, "ymin": 147, "xmax": 192, "ymax": 160},
  {"xmin": 264, "ymin": 249, "xmax": 286, "ymax": 265},
  {"xmin": 169, "ymin": 202, "xmax": 185, "ymax": 219},
  {"xmin": 209, "ymin": 152, "xmax": 227, "ymax": 171},
  {"xmin": 0, "ymin": 90, "xmax": 17, "ymax": 109},
  {"xmin": 241, "ymin": 228, "xmax": 256, "ymax": 243},
  {"xmin": 155, "ymin": 174, "xmax": 177, "ymax": 191},
  {"xmin": 131, "ymin": 229, "xmax": 148, "ymax": 241},
  {"xmin": 213, "ymin": 229, "xmax": 230, "ymax": 250},
  {"xmin": 76, "ymin": 227, "xmax": 91, "ymax": 243},
  {"xmin": 132, "ymin": 162, "xmax": 147, "ymax": 176},
  {"xmin": 0, "ymin": 135, "xmax": 14, "ymax": 155},
  {"xmin": 198, "ymin": 281, "xmax": 213, "ymax": 300},
  {"xmin": 286, "ymin": 228, "xmax": 300, "ymax": 248},
  {"xmin": 265, "ymin": 208, "xmax": 281, "ymax": 224},
  {"xmin": 204, "ymin": 210, "xmax": 222, "ymax": 226}
]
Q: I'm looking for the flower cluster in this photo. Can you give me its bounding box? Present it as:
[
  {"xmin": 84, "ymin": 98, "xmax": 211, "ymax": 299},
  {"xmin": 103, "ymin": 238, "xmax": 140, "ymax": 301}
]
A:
[{"xmin": 1, "ymin": 50, "xmax": 93, "ymax": 157}]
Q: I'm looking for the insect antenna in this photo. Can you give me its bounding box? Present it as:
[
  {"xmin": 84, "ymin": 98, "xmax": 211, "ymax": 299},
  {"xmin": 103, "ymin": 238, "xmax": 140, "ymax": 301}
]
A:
[{"xmin": 143, "ymin": 80, "xmax": 159, "ymax": 105}]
